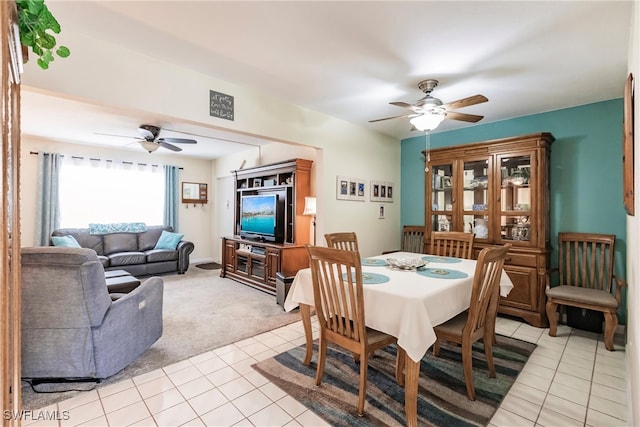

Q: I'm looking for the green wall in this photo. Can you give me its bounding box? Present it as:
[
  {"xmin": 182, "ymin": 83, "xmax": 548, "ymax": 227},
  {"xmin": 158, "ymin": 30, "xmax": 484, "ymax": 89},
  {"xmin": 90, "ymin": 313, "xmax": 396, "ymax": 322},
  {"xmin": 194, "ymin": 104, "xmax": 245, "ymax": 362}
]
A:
[{"xmin": 401, "ymin": 99, "xmax": 627, "ymax": 321}]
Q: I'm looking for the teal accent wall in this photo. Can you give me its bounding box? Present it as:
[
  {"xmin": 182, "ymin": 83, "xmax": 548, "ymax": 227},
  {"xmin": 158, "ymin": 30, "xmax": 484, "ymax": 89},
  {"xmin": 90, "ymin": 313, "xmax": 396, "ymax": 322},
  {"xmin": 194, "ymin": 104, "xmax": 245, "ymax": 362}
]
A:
[{"xmin": 401, "ymin": 99, "xmax": 627, "ymax": 322}]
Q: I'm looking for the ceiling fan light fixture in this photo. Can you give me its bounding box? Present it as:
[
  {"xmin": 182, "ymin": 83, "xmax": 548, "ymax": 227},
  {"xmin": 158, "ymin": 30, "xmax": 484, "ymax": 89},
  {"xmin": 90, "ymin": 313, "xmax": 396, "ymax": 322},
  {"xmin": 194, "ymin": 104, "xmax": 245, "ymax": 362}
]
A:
[
  {"xmin": 410, "ymin": 111, "xmax": 446, "ymax": 131},
  {"xmin": 140, "ymin": 140, "xmax": 160, "ymax": 152}
]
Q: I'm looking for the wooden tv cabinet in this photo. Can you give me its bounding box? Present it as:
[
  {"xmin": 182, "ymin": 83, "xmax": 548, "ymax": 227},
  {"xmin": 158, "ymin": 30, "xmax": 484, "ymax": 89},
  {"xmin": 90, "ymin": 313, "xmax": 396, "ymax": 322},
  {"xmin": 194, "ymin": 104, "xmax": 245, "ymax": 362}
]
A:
[
  {"xmin": 222, "ymin": 158, "xmax": 313, "ymax": 294},
  {"xmin": 221, "ymin": 237, "xmax": 308, "ymax": 295}
]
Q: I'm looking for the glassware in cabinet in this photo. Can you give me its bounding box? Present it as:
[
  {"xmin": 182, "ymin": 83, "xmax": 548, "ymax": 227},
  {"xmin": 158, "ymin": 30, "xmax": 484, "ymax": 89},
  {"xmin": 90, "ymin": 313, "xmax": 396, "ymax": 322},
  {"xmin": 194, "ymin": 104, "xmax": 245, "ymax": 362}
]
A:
[{"xmin": 498, "ymin": 154, "xmax": 533, "ymax": 243}]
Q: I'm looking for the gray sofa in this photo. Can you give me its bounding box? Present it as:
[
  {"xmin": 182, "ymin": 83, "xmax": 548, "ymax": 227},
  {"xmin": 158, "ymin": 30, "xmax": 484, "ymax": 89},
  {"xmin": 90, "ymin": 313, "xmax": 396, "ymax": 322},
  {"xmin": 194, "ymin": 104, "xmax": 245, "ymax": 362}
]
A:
[
  {"xmin": 51, "ymin": 225, "xmax": 194, "ymax": 277},
  {"xmin": 21, "ymin": 247, "xmax": 163, "ymax": 379}
]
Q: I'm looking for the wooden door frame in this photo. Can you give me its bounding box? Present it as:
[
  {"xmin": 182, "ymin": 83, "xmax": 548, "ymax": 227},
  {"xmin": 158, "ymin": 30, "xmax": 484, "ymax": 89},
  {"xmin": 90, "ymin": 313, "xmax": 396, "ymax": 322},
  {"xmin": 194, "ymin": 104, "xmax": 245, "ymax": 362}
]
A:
[{"xmin": 1, "ymin": 1, "xmax": 23, "ymax": 424}]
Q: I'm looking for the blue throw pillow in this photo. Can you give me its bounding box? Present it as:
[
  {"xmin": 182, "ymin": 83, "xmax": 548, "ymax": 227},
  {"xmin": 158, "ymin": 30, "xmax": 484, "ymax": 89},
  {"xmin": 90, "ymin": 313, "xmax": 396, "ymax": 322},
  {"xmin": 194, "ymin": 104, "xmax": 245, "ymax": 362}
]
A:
[
  {"xmin": 51, "ymin": 235, "xmax": 81, "ymax": 248},
  {"xmin": 154, "ymin": 230, "xmax": 184, "ymax": 250}
]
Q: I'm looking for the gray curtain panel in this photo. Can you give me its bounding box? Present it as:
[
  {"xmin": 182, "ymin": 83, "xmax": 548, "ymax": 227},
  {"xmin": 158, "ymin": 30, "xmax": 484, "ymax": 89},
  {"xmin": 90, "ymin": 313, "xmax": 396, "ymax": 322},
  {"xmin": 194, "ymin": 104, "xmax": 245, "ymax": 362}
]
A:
[
  {"xmin": 163, "ymin": 165, "xmax": 179, "ymax": 232},
  {"xmin": 36, "ymin": 152, "xmax": 61, "ymax": 246}
]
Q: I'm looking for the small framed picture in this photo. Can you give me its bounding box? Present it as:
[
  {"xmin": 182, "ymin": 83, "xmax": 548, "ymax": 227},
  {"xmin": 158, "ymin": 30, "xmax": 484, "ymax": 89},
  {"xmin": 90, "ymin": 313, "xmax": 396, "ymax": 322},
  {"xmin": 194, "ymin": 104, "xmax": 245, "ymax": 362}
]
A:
[
  {"xmin": 253, "ymin": 178, "xmax": 262, "ymax": 187},
  {"xmin": 378, "ymin": 205, "xmax": 385, "ymax": 219},
  {"xmin": 337, "ymin": 176, "xmax": 366, "ymax": 201},
  {"xmin": 442, "ymin": 177, "xmax": 452, "ymax": 188},
  {"xmin": 340, "ymin": 179, "xmax": 348, "ymax": 195},
  {"xmin": 370, "ymin": 180, "xmax": 394, "ymax": 202}
]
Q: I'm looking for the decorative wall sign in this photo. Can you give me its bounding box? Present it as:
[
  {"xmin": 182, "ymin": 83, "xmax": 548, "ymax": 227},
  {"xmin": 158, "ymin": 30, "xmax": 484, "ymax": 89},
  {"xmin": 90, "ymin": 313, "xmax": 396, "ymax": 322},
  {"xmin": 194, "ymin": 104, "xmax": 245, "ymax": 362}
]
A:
[
  {"xmin": 336, "ymin": 176, "xmax": 366, "ymax": 201},
  {"xmin": 209, "ymin": 90, "xmax": 234, "ymax": 121},
  {"xmin": 371, "ymin": 180, "xmax": 394, "ymax": 202},
  {"xmin": 623, "ymin": 73, "xmax": 634, "ymax": 216}
]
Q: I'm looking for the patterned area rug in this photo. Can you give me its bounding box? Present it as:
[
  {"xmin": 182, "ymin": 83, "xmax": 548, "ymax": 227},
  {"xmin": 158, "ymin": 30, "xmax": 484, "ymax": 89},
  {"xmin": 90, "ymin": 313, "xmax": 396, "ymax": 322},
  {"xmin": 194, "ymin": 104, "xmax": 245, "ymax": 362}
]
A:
[{"xmin": 253, "ymin": 335, "xmax": 536, "ymax": 427}]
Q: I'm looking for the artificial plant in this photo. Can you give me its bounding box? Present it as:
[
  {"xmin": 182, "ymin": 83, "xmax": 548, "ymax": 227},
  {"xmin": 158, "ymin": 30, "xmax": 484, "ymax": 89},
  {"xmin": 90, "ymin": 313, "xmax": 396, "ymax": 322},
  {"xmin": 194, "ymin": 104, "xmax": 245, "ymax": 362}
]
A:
[{"xmin": 16, "ymin": 0, "xmax": 70, "ymax": 69}]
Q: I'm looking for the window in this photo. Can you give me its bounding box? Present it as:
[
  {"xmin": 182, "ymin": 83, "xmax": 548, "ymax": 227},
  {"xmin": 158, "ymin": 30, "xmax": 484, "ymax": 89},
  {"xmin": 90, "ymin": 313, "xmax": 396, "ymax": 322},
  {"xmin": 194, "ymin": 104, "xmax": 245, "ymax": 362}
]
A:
[{"xmin": 58, "ymin": 157, "xmax": 164, "ymax": 228}]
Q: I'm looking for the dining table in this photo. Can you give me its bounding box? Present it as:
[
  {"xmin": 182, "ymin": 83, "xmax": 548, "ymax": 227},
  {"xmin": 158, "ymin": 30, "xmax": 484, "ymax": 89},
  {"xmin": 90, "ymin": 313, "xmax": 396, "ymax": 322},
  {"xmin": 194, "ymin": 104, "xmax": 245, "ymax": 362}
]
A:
[{"xmin": 283, "ymin": 251, "xmax": 514, "ymax": 427}]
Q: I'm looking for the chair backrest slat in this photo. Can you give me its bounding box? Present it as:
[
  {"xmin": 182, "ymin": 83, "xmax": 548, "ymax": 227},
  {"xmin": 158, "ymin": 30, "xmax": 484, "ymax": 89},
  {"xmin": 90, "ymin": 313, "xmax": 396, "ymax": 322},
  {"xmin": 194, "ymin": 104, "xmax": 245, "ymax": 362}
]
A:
[
  {"xmin": 466, "ymin": 244, "xmax": 510, "ymax": 335},
  {"xmin": 430, "ymin": 231, "xmax": 475, "ymax": 259},
  {"xmin": 557, "ymin": 232, "xmax": 615, "ymax": 292},
  {"xmin": 402, "ymin": 225, "xmax": 425, "ymax": 253},
  {"xmin": 307, "ymin": 245, "xmax": 365, "ymax": 343},
  {"xmin": 325, "ymin": 232, "xmax": 359, "ymax": 252}
]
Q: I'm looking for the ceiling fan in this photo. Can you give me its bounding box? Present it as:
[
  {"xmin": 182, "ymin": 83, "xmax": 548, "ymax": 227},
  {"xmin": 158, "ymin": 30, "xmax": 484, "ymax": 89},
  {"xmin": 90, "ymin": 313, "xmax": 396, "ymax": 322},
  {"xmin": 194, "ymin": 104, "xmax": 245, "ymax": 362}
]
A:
[
  {"xmin": 97, "ymin": 124, "xmax": 198, "ymax": 152},
  {"xmin": 369, "ymin": 79, "xmax": 488, "ymax": 131}
]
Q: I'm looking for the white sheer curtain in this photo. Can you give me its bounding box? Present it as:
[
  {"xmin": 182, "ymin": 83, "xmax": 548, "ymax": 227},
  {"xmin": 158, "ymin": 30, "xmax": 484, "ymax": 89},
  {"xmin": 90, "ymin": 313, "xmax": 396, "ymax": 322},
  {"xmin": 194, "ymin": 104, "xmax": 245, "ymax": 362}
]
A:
[{"xmin": 58, "ymin": 156, "xmax": 164, "ymax": 228}]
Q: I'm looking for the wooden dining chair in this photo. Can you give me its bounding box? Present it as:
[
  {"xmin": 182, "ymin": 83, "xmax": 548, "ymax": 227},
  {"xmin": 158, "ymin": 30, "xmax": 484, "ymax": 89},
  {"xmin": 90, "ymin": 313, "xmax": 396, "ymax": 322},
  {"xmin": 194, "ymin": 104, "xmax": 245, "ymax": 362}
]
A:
[
  {"xmin": 432, "ymin": 243, "xmax": 511, "ymax": 401},
  {"xmin": 306, "ymin": 245, "xmax": 404, "ymax": 415},
  {"xmin": 324, "ymin": 232, "xmax": 359, "ymax": 251},
  {"xmin": 546, "ymin": 232, "xmax": 626, "ymax": 351},
  {"xmin": 382, "ymin": 225, "xmax": 425, "ymax": 254},
  {"xmin": 430, "ymin": 231, "xmax": 475, "ymax": 259}
]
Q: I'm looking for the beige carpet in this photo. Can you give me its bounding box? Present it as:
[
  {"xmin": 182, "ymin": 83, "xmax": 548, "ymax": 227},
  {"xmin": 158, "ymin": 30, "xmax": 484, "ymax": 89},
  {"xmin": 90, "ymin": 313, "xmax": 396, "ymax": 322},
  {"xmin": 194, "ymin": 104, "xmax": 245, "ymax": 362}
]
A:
[{"xmin": 21, "ymin": 267, "xmax": 300, "ymax": 410}]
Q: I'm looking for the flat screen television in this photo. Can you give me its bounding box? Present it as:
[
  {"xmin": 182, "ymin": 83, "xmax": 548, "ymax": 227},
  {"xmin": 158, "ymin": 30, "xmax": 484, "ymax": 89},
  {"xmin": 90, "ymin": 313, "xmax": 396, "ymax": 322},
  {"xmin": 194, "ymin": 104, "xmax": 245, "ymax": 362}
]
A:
[{"xmin": 239, "ymin": 194, "xmax": 283, "ymax": 242}]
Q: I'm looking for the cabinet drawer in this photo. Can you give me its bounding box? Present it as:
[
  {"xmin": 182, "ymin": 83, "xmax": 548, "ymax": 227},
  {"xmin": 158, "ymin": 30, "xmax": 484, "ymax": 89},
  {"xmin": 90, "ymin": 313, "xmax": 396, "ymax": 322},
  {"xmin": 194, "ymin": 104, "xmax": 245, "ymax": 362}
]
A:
[{"xmin": 505, "ymin": 251, "xmax": 537, "ymax": 267}]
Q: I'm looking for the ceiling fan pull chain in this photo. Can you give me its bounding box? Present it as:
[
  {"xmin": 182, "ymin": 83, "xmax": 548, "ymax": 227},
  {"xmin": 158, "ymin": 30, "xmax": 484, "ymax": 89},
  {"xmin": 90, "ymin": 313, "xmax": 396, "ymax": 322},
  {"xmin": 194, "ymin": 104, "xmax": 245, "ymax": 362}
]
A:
[{"xmin": 424, "ymin": 130, "xmax": 431, "ymax": 172}]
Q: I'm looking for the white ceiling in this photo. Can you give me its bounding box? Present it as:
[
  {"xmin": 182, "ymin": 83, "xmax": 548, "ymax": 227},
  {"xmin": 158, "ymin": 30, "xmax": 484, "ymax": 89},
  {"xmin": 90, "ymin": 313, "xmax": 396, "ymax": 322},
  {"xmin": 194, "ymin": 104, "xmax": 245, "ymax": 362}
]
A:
[{"xmin": 21, "ymin": 1, "xmax": 633, "ymax": 159}]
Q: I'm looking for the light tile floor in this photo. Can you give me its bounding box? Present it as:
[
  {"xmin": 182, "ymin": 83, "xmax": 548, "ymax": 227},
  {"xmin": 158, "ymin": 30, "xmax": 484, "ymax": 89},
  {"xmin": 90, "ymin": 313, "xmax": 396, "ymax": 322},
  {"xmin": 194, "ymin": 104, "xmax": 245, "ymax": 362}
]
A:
[{"xmin": 25, "ymin": 316, "xmax": 628, "ymax": 427}]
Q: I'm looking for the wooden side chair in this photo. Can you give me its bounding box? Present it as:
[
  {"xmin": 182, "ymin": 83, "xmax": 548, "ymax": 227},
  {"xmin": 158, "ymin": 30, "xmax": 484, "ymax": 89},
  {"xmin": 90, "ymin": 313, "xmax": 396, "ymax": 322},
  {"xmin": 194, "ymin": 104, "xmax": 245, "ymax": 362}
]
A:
[
  {"xmin": 383, "ymin": 225, "xmax": 425, "ymax": 254},
  {"xmin": 430, "ymin": 231, "xmax": 475, "ymax": 259},
  {"xmin": 545, "ymin": 232, "xmax": 626, "ymax": 351},
  {"xmin": 432, "ymin": 243, "xmax": 511, "ymax": 401},
  {"xmin": 324, "ymin": 232, "xmax": 359, "ymax": 251},
  {"xmin": 306, "ymin": 245, "xmax": 404, "ymax": 415}
]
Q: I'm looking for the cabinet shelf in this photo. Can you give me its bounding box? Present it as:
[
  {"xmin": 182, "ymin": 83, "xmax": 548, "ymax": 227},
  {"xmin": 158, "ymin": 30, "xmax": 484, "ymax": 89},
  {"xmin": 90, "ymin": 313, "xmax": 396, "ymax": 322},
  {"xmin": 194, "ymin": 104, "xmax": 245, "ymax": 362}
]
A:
[
  {"xmin": 501, "ymin": 184, "xmax": 530, "ymax": 189},
  {"xmin": 502, "ymin": 211, "xmax": 531, "ymax": 215}
]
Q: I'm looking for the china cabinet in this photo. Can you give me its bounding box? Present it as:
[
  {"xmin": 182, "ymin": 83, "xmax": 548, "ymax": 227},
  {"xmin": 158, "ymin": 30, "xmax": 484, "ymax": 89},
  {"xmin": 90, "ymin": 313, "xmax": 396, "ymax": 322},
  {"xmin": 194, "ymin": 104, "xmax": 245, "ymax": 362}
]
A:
[{"xmin": 424, "ymin": 133, "xmax": 554, "ymax": 327}]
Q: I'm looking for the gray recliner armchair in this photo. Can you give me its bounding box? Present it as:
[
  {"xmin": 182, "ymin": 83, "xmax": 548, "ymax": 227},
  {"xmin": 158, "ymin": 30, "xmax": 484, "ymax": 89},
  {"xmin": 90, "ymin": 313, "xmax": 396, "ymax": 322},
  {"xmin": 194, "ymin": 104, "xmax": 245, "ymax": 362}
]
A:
[{"xmin": 21, "ymin": 247, "xmax": 163, "ymax": 379}]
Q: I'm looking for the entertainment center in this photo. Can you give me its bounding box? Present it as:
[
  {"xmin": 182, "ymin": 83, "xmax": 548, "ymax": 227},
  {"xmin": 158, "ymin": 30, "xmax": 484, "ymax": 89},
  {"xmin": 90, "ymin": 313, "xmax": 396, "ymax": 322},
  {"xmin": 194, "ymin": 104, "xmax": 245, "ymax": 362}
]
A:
[{"xmin": 221, "ymin": 158, "xmax": 313, "ymax": 295}]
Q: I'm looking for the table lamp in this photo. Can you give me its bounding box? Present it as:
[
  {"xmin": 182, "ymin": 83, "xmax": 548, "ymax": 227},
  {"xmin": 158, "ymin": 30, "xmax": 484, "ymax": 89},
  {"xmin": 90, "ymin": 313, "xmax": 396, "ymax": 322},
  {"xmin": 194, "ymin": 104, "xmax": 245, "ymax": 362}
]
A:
[{"xmin": 303, "ymin": 196, "xmax": 317, "ymax": 245}]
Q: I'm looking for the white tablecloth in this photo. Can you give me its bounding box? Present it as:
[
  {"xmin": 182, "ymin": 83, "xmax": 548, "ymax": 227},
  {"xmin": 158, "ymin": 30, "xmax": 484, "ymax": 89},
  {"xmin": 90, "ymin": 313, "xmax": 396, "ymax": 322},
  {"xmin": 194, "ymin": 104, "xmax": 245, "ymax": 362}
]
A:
[{"xmin": 284, "ymin": 252, "xmax": 513, "ymax": 362}]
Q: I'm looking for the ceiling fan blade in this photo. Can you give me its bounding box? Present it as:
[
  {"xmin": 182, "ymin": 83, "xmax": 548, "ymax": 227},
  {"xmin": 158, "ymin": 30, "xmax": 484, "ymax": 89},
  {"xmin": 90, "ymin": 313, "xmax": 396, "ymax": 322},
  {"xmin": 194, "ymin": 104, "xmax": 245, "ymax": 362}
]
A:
[
  {"xmin": 157, "ymin": 137, "xmax": 197, "ymax": 144},
  {"xmin": 446, "ymin": 111, "xmax": 484, "ymax": 123},
  {"xmin": 390, "ymin": 101, "xmax": 415, "ymax": 109},
  {"xmin": 94, "ymin": 132, "xmax": 140, "ymax": 140},
  {"xmin": 443, "ymin": 94, "xmax": 488, "ymax": 110},
  {"xmin": 369, "ymin": 113, "xmax": 412, "ymax": 123},
  {"xmin": 138, "ymin": 124, "xmax": 160, "ymax": 140},
  {"xmin": 159, "ymin": 141, "xmax": 183, "ymax": 152}
]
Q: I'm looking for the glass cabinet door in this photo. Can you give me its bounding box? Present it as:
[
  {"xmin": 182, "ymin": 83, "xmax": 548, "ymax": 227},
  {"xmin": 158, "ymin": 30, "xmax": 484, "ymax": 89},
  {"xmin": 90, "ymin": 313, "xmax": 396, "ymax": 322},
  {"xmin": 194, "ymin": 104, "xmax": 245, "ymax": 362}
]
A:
[
  {"xmin": 430, "ymin": 163, "xmax": 454, "ymax": 232},
  {"xmin": 462, "ymin": 158, "xmax": 490, "ymax": 239},
  {"xmin": 498, "ymin": 153, "xmax": 532, "ymax": 243}
]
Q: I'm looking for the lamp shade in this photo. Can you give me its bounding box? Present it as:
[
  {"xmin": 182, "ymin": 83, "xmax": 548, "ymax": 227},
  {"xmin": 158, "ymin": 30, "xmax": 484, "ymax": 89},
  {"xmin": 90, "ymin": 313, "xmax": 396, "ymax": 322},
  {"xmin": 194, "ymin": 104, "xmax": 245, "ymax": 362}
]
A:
[
  {"xmin": 303, "ymin": 196, "xmax": 316, "ymax": 216},
  {"xmin": 410, "ymin": 111, "xmax": 446, "ymax": 131}
]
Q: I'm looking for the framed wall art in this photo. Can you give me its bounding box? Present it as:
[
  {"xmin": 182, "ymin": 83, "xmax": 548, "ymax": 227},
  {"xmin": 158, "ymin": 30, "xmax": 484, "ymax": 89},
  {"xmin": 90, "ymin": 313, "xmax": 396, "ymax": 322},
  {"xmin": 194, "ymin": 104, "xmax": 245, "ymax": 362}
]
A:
[
  {"xmin": 370, "ymin": 180, "xmax": 394, "ymax": 203},
  {"xmin": 623, "ymin": 73, "xmax": 634, "ymax": 216},
  {"xmin": 182, "ymin": 182, "xmax": 208, "ymax": 204},
  {"xmin": 336, "ymin": 176, "xmax": 366, "ymax": 201}
]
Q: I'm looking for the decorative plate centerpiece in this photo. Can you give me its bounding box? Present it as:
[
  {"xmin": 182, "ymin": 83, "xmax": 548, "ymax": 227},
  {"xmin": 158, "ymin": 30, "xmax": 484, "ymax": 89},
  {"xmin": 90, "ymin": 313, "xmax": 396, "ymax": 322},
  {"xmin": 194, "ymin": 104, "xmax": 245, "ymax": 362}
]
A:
[{"xmin": 386, "ymin": 257, "xmax": 428, "ymax": 271}]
